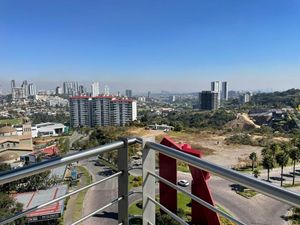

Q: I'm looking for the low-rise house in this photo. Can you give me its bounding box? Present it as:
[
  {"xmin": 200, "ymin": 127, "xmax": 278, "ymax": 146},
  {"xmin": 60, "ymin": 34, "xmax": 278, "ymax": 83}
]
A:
[{"xmin": 13, "ymin": 185, "xmax": 68, "ymax": 225}]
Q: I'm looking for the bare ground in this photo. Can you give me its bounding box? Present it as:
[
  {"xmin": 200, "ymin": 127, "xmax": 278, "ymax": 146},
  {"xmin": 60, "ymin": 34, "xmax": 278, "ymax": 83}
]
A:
[
  {"xmin": 168, "ymin": 132, "xmax": 263, "ymax": 168},
  {"xmin": 128, "ymin": 128, "xmax": 263, "ymax": 168}
]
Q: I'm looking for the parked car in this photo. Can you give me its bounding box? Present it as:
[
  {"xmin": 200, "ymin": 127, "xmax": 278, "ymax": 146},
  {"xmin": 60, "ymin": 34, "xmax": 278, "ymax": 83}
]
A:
[{"xmin": 178, "ymin": 179, "xmax": 190, "ymax": 187}]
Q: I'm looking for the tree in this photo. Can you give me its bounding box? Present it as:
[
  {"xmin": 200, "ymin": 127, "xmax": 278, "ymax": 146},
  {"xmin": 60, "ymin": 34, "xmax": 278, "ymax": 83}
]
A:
[
  {"xmin": 89, "ymin": 128, "xmax": 114, "ymax": 145},
  {"xmin": 281, "ymin": 142, "xmax": 291, "ymax": 154},
  {"xmin": 270, "ymin": 143, "xmax": 281, "ymax": 159},
  {"xmin": 156, "ymin": 212, "xmax": 181, "ymax": 225},
  {"xmin": 289, "ymin": 147, "xmax": 300, "ymax": 185},
  {"xmin": 15, "ymin": 171, "xmax": 60, "ymax": 192},
  {"xmin": 262, "ymin": 154, "xmax": 274, "ymax": 182},
  {"xmin": 261, "ymin": 147, "xmax": 270, "ymax": 157},
  {"xmin": 0, "ymin": 192, "xmax": 24, "ymax": 225},
  {"xmin": 0, "ymin": 164, "xmax": 18, "ymax": 193},
  {"xmin": 0, "ymin": 163, "xmax": 11, "ymax": 172},
  {"xmin": 58, "ymin": 137, "xmax": 70, "ymax": 155},
  {"xmin": 291, "ymin": 136, "xmax": 300, "ymax": 153},
  {"xmin": 29, "ymin": 112, "xmax": 69, "ymax": 124},
  {"xmin": 173, "ymin": 122, "xmax": 183, "ymax": 132},
  {"xmin": 276, "ymin": 151, "xmax": 289, "ymax": 186},
  {"xmin": 0, "ymin": 164, "xmax": 58, "ymax": 193},
  {"xmin": 249, "ymin": 152, "xmax": 257, "ymax": 171}
]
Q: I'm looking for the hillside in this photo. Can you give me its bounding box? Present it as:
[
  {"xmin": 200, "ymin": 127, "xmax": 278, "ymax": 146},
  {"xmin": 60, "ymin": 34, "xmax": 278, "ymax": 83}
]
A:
[
  {"xmin": 252, "ymin": 89, "xmax": 300, "ymax": 108},
  {"xmin": 225, "ymin": 113, "xmax": 260, "ymax": 130}
]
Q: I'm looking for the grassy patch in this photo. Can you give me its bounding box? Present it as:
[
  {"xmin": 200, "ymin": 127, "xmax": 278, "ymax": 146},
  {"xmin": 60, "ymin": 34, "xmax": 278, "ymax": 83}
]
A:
[
  {"xmin": 177, "ymin": 193, "xmax": 236, "ymax": 225},
  {"xmin": 72, "ymin": 166, "xmax": 92, "ymax": 224},
  {"xmin": 283, "ymin": 182, "xmax": 300, "ymax": 188},
  {"xmin": 232, "ymin": 165, "xmax": 263, "ymax": 173},
  {"xmin": 0, "ymin": 118, "xmax": 23, "ymax": 125},
  {"xmin": 233, "ymin": 161, "xmax": 296, "ymax": 173},
  {"xmin": 216, "ymin": 205, "xmax": 236, "ymax": 225},
  {"xmin": 177, "ymin": 192, "xmax": 191, "ymax": 210},
  {"xmin": 177, "ymin": 162, "xmax": 190, "ymax": 173},
  {"xmin": 129, "ymin": 200, "xmax": 143, "ymax": 215},
  {"xmin": 282, "ymin": 207, "xmax": 300, "ymax": 225},
  {"xmin": 220, "ymin": 216, "xmax": 236, "ymax": 225},
  {"xmin": 98, "ymin": 157, "xmax": 118, "ymax": 171},
  {"xmin": 128, "ymin": 193, "xmax": 236, "ymax": 225},
  {"xmin": 177, "ymin": 192, "xmax": 191, "ymax": 220},
  {"xmin": 290, "ymin": 208, "xmax": 300, "ymax": 225},
  {"xmin": 129, "ymin": 217, "xmax": 143, "ymax": 225},
  {"xmin": 129, "ymin": 175, "xmax": 142, "ymax": 190},
  {"xmin": 230, "ymin": 183, "xmax": 257, "ymax": 199},
  {"xmin": 236, "ymin": 189, "xmax": 257, "ymax": 199}
]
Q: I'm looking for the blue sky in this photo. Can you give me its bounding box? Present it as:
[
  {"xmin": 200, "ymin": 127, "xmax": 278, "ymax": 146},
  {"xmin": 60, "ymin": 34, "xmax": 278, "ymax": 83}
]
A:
[{"xmin": 0, "ymin": 0, "xmax": 300, "ymax": 93}]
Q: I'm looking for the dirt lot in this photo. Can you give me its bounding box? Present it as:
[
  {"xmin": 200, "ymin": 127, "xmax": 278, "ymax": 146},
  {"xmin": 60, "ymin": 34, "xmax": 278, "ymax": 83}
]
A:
[
  {"xmin": 167, "ymin": 131, "xmax": 263, "ymax": 168},
  {"xmin": 196, "ymin": 136, "xmax": 262, "ymax": 168},
  {"xmin": 127, "ymin": 127, "xmax": 165, "ymax": 137},
  {"xmin": 128, "ymin": 128, "xmax": 263, "ymax": 168}
]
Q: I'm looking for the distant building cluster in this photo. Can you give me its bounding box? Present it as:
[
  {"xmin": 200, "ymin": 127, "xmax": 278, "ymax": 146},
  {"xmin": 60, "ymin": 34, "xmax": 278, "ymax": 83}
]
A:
[
  {"xmin": 7, "ymin": 79, "xmax": 138, "ymax": 108},
  {"xmin": 125, "ymin": 89, "xmax": 132, "ymax": 98},
  {"xmin": 11, "ymin": 80, "xmax": 37, "ymax": 102},
  {"xmin": 91, "ymin": 82, "xmax": 100, "ymax": 97},
  {"xmin": 211, "ymin": 81, "xmax": 228, "ymax": 102},
  {"xmin": 47, "ymin": 96, "xmax": 69, "ymax": 107},
  {"xmin": 56, "ymin": 81, "xmax": 130, "ymax": 98},
  {"xmin": 196, "ymin": 80, "xmax": 229, "ymax": 110},
  {"xmin": 69, "ymin": 96, "xmax": 137, "ymax": 127},
  {"xmin": 240, "ymin": 92, "xmax": 252, "ymax": 104},
  {"xmin": 62, "ymin": 81, "xmax": 79, "ymax": 96},
  {"xmin": 199, "ymin": 91, "xmax": 219, "ymax": 110}
]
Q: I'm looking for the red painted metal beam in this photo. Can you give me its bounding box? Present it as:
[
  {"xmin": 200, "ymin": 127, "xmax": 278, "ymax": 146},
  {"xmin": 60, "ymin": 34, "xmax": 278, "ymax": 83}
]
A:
[{"xmin": 159, "ymin": 136, "xmax": 221, "ymax": 225}]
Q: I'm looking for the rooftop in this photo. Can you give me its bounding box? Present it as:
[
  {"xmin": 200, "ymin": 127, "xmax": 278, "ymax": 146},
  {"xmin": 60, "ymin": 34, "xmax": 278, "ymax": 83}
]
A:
[
  {"xmin": 0, "ymin": 126, "xmax": 16, "ymax": 134},
  {"xmin": 12, "ymin": 185, "xmax": 68, "ymax": 218}
]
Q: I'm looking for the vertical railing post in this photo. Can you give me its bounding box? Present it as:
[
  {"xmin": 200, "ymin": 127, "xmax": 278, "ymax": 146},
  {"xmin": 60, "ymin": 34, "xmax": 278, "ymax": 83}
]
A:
[
  {"xmin": 118, "ymin": 138, "xmax": 129, "ymax": 225},
  {"xmin": 142, "ymin": 137, "xmax": 156, "ymax": 225}
]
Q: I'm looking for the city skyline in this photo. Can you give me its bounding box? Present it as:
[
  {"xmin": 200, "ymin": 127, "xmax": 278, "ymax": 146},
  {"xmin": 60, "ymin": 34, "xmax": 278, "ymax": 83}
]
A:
[
  {"xmin": 1, "ymin": 1, "xmax": 300, "ymax": 92},
  {"xmin": 0, "ymin": 78, "xmax": 295, "ymax": 95}
]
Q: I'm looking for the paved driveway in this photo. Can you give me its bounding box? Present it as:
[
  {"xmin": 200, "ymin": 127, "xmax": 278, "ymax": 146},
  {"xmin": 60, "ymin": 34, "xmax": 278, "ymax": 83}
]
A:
[
  {"xmin": 81, "ymin": 157, "xmax": 141, "ymax": 225},
  {"xmin": 178, "ymin": 172, "xmax": 292, "ymax": 225},
  {"xmin": 80, "ymin": 156, "xmax": 298, "ymax": 225}
]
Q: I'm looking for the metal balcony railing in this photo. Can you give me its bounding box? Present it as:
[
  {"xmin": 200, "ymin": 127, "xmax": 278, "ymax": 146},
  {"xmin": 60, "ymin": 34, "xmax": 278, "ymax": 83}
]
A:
[{"xmin": 0, "ymin": 137, "xmax": 299, "ymax": 225}]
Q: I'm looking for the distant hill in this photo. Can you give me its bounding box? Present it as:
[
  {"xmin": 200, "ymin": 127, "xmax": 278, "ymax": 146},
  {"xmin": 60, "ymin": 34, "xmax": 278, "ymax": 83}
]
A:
[{"xmin": 251, "ymin": 89, "xmax": 300, "ymax": 108}]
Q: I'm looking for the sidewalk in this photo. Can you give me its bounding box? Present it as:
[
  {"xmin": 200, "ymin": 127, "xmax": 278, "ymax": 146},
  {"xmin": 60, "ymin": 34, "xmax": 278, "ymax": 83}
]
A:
[{"xmin": 63, "ymin": 166, "xmax": 92, "ymax": 225}]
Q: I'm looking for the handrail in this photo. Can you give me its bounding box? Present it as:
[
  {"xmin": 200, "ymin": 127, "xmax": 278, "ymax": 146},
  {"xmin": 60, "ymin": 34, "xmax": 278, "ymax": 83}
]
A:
[
  {"xmin": 146, "ymin": 141, "xmax": 300, "ymax": 208},
  {"xmin": 0, "ymin": 172, "xmax": 122, "ymax": 225},
  {"xmin": 147, "ymin": 170, "xmax": 246, "ymax": 225},
  {"xmin": 70, "ymin": 197, "xmax": 123, "ymax": 225},
  {"xmin": 70, "ymin": 191, "xmax": 137, "ymax": 225},
  {"xmin": 147, "ymin": 196, "xmax": 188, "ymax": 225},
  {"xmin": 0, "ymin": 138, "xmax": 137, "ymax": 186}
]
